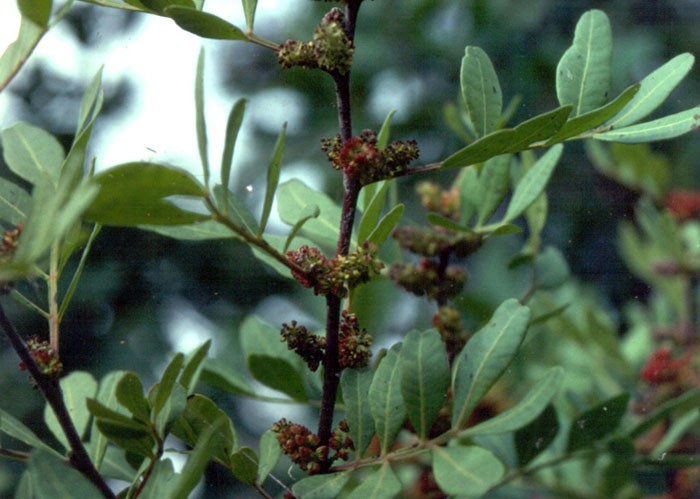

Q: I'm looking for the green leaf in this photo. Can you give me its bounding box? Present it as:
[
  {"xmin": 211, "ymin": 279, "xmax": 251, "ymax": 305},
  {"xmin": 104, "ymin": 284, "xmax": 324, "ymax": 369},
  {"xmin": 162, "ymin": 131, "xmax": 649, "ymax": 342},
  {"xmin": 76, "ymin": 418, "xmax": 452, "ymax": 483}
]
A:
[
  {"xmin": 476, "ymin": 154, "xmax": 511, "ymax": 226},
  {"xmin": 461, "ymin": 46, "xmax": 502, "ymax": 137},
  {"xmin": 88, "ymin": 370, "xmax": 125, "ymax": 469},
  {"xmin": 514, "ymin": 404, "xmax": 559, "ymax": 466},
  {"xmin": 593, "ymin": 106, "xmax": 700, "ymax": 143},
  {"xmin": 152, "ymin": 353, "xmax": 184, "ymax": 419},
  {"xmin": 165, "ymin": 6, "xmax": 247, "ymax": 40},
  {"xmin": 195, "ymin": 48, "xmax": 210, "ymax": 187},
  {"xmin": 96, "ymin": 419, "xmax": 155, "ymax": 458},
  {"xmin": 139, "ymin": 219, "xmax": 236, "ymax": 240},
  {"xmin": 28, "ymin": 449, "xmax": 103, "ymax": 499},
  {"xmin": 651, "ymin": 408, "xmax": 700, "ymax": 459},
  {"xmin": 179, "ymin": 340, "xmax": 211, "ymax": 394},
  {"xmin": 87, "ymin": 399, "xmax": 155, "ymax": 457},
  {"xmin": 503, "ymin": 145, "xmax": 563, "ymax": 223},
  {"xmin": 248, "ymin": 354, "xmax": 308, "ymax": 401},
  {"xmin": 459, "ymin": 366, "xmax": 564, "ymax": 438},
  {"xmin": 292, "ymin": 471, "xmax": 353, "ymax": 499},
  {"xmin": 340, "ymin": 368, "xmax": 375, "ymax": 457},
  {"xmin": 346, "ymin": 463, "xmax": 402, "ymax": 499},
  {"xmin": 43, "ymin": 371, "xmax": 97, "ymax": 451},
  {"xmin": 116, "ymin": 371, "xmax": 151, "ymax": 423},
  {"xmin": 628, "ymin": 388, "xmax": 700, "ymax": 439},
  {"xmin": 61, "ymin": 68, "xmax": 104, "ymax": 191},
  {"xmin": 452, "ymin": 299, "xmax": 531, "ymax": 429},
  {"xmin": 137, "ymin": 459, "xmax": 178, "ymax": 499},
  {"xmin": 556, "ymin": 9, "xmax": 612, "ymax": 116},
  {"xmin": 586, "ymin": 141, "xmax": 670, "ymax": 200},
  {"xmin": 257, "ymin": 429, "xmax": 281, "ymax": 485},
  {"xmin": 172, "ymin": 416, "xmax": 228, "ymax": 499},
  {"xmin": 281, "ymin": 205, "xmax": 321, "ymax": 253},
  {"xmin": 368, "ymin": 345, "xmax": 406, "ymax": 455},
  {"xmin": 200, "ymin": 357, "xmax": 256, "ymax": 397},
  {"xmin": 277, "ymin": 179, "xmax": 341, "ymax": 250},
  {"xmin": 258, "ymin": 122, "xmax": 287, "ymax": 236},
  {"xmin": 0, "ymin": 18, "xmax": 44, "ymax": 92},
  {"xmin": 220, "ymin": 98, "xmax": 247, "ymax": 214},
  {"xmin": 400, "ymin": 329, "xmax": 450, "ymax": 439},
  {"xmin": 0, "ymin": 178, "xmax": 30, "ymax": 225},
  {"xmin": 368, "ymin": 203, "xmax": 404, "ymax": 248},
  {"xmin": 358, "ymin": 181, "xmax": 390, "ymax": 243},
  {"xmin": 608, "ymin": 53, "xmax": 695, "ymax": 128},
  {"xmin": 376, "ymin": 110, "xmax": 397, "ymax": 149},
  {"xmin": 442, "ymin": 106, "xmax": 571, "ymax": 169},
  {"xmin": 98, "ymin": 442, "xmax": 137, "ymax": 481},
  {"xmin": 140, "ymin": 0, "xmax": 194, "ymax": 11},
  {"xmin": 242, "ymin": 0, "xmax": 258, "ymax": 31},
  {"xmin": 534, "ymin": 246, "xmax": 570, "ymax": 289},
  {"xmin": 426, "ymin": 213, "xmax": 472, "ymax": 233},
  {"xmin": 85, "ymin": 162, "xmax": 208, "ymax": 226},
  {"xmin": 231, "ymin": 447, "xmax": 258, "ymax": 485},
  {"xmin": 1, "ymin": 121, "xmax": 64, "ymax": 187},
  {"xmin": 170, "ymin": 394, "xmax": 237, "ymax": 463},
  {"xmin": 14, "ymin": 471, "xmax": 33, "ymax": 499},
  {"xmin": 76, "ymin": 67, "xmax": 104, "ymax": 145},
  {"xmin": 545, "ymin": 84, "xmax": 640, "ymax": 144},
  {"xmin": 432, "ymin": 445, "xmax": 505, "ymax": 496},
  {"xmin": 0, "ymin": 408, "xmax": 62, "ymax": 458},
  {"xmin": 152, "ymin": 382, "xmax": 187, "ymax": 437},
  {"xmin": 213, "ymin": 184, "xmax": 259, "ymax": 234},
  {"xmin": 240, "ymin": 316, "xmax": 307, "ymax": 400},
  {"xmin": 17, "ymin": 0, "xmax": 52, "ymax": 27},
  {"xmin": 567, "ymin": 393, "xmax": 630, "ymax": 452}
]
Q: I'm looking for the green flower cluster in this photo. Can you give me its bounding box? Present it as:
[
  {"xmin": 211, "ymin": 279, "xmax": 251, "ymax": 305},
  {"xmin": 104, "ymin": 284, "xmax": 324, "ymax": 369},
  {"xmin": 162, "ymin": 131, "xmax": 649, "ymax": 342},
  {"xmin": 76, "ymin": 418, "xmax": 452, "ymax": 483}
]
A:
[
  {"xmin": 287, "ymin": 242, "xmax": 383, "ymax": 297},
  {"xmin": 392, "ymin": 226, "xmax": 482, "ymax": 258},
  {"xmin": 277, "ymin": 8, "xmax": 354, "ymax": 74},
  {"xmin": 281, "ymin": 311, "xmax": 373, "ymax": 371}
]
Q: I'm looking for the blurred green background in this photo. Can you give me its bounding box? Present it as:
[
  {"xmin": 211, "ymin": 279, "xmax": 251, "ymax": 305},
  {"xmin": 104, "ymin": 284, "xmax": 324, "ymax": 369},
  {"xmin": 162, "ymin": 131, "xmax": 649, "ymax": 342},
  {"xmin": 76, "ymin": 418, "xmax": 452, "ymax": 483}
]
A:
[{"xmin": 1, "ymin": 0, "xmax": 700, "ymax": 496}]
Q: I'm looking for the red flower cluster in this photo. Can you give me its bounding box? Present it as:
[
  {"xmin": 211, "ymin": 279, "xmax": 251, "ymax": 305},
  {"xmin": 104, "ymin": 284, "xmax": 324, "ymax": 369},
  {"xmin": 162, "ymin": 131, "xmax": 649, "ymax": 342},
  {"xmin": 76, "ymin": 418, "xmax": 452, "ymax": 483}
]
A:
[
  {"xmin": 640, "ymin": 347, "xmax": 692, "ymax": 385},
  {"xmin": 665, "ymin": 190, "xmax": 700, "ymax": 221},
  {"xmin": 321, "ymin": 130, "xmax": 419, "ymax": 185},
  {"xmin": 271, "ymin": 419, "xmax": 353, "ymax": 475},
  {"xmin": 18, "ymin": 336, "xmax": 63, "ymax": 377}
]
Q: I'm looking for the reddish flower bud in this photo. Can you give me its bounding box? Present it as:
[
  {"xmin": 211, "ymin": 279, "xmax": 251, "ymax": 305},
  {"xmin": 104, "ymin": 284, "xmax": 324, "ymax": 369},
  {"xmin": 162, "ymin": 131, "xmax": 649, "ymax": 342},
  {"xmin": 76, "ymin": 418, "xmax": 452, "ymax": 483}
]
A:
[{"xmin": 665, "ymin": 190, "xmax": 700, "ymax": 221}]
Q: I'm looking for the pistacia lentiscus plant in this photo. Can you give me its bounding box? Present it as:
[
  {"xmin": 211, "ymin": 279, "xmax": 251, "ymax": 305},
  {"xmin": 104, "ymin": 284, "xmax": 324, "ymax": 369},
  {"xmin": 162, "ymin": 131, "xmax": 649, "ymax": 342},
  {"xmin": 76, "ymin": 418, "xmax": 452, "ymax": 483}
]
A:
[{"xmin": 2, "ymin": 1, "xmax": 700, "ymax": 498}]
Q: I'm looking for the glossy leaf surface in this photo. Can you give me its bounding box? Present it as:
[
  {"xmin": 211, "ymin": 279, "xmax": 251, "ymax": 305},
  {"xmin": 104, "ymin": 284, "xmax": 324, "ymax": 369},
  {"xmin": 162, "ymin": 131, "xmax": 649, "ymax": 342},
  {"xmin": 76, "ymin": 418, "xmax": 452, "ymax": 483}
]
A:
[
  {"xmin": 567, "ymin": 393, "xmax": 630, "ymax": 451},
  {"xmin": 452, "ymin": 299, "xmax": 531, "ymax": 428},
  {"xmin": 442, "ymin": 106, "xmax": 571, "ymax": 169},
  {"xmin": 340, "ymin": 367, "xmax": 375, "ymax": 456},
  {"xmin": 432, "ymin": 445, "xmax": 505, "ymax": 496},
  {"xmin": 608, "ymin": 53, "xmax": 695, "ymax": 128},
  {"xmin": 85, "ymin": 163, "xmax": 208, "ymax": 226},
  {"xmin": 461, "ymin": 46, "xmax": 502, "ymax": 137},
  {"xmin": 368, "ymin": 345, "xmax": 406, "ymax": 454},
  {"xmin": 459, "ymin": 366, "xmax": 564, "ymax": 438},
  {"xmin": 400, "ymin": 329, "xmax": 450, "ymax": 439},
  {"xmin": 165, "ymin": 7, "xmax": 247, "ymax": 40},
  {"xmin": 346, "ymin": 463, "xmax": 402, "ymax": 499},
  {"xmin": 556, "ymin": 9, "xmax": 612, "ymax": 116},
  {"xmin": 28, "ymin": 450, "xmax": 102, "ymax": 499},
  {"xmin": 43, "ymin": 371, "xmax": 97, "ymax": 451},
  {"xmin": 594, "ymin": 106, "xmax": 700, "ymax": 143},
  {"xmin": 503, "ymin": 145, "xmax": 563, "ymax": 223}
]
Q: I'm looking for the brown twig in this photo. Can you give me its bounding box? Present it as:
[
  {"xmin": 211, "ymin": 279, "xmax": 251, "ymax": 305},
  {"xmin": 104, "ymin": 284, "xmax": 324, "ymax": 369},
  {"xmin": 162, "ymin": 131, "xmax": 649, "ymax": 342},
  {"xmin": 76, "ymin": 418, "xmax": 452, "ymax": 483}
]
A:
[
  {"xmin": 316, "ymin": 0, "xmax": 365, "ymax": 471},
  {"xmin": 0, "ymin": 301, "xmax": 116, "ymax": 498}
]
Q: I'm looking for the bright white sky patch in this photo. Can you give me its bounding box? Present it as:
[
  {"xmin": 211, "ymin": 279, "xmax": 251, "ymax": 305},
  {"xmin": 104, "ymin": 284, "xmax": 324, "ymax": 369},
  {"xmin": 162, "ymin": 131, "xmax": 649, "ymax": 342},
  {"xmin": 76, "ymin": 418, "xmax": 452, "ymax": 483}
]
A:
[{"xmin": 0, "ymin": 1, "xmax": 301, "ymax": 179}]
